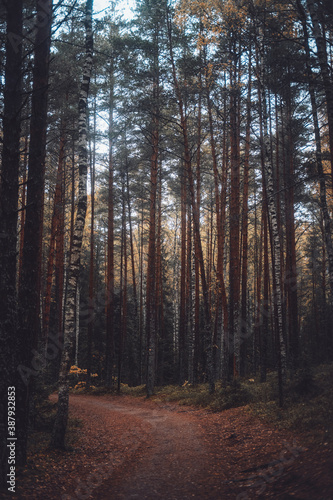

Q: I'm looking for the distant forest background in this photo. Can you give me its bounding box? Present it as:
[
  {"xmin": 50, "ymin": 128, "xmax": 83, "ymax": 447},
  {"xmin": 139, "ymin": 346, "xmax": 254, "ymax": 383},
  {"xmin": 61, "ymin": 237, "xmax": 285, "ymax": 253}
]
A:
[{"xmin": 1, "ymin": 0, "xmax": 333, "ymax": 479}]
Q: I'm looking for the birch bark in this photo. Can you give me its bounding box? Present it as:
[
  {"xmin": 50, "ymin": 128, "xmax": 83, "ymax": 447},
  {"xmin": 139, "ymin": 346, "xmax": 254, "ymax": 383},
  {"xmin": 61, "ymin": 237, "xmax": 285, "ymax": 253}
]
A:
[{"xmin": 51, "ymin": 0, "xmax": 93, "ymax": 448}]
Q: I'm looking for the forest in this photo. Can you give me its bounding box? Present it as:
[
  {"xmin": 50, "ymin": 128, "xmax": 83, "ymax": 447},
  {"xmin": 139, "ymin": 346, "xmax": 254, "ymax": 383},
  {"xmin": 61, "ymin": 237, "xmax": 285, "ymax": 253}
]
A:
[{"xmin": 0, "ymin": 0, "xmax": 333, "ymax": 496}]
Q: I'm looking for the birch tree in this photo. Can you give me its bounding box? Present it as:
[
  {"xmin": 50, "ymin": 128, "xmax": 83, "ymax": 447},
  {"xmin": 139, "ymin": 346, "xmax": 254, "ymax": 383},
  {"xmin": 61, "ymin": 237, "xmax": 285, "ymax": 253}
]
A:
[
  {"xmin": 51, "ymin": 0, "xmax": 93, "ymax": 448},
  {"xmin": 258, "ymin": 53, "xmax": 287, "ymax": 406}
]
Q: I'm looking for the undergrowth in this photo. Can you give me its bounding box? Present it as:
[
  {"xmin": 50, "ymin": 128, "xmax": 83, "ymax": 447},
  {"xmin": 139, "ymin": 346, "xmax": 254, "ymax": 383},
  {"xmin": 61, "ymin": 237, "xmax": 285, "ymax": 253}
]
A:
[
  {"xmin": 121, "ymin": 362, "xmax": 333, "ymax": 445},
  {"xmin": 66, "ymin": 362, "xmax": 333, "ymax": 445}
]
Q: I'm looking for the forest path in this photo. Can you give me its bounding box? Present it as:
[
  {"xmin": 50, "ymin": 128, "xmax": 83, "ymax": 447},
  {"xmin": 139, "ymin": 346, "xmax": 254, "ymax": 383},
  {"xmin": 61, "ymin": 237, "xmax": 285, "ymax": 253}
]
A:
[
  {"xmin": 19, "ymin": 393, "xmax": 333, "ymax": 499},
  {"xmin": 84, "ymin": 396, "xmax": 211, "ymax": 499}
]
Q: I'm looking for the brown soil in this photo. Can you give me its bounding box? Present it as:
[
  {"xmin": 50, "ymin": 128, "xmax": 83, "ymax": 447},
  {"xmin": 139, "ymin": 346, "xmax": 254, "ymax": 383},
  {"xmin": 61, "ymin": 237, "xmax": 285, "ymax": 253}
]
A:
[{"xmin": 11, "ymin": 393, "xmax": 333, "ymax": 499}]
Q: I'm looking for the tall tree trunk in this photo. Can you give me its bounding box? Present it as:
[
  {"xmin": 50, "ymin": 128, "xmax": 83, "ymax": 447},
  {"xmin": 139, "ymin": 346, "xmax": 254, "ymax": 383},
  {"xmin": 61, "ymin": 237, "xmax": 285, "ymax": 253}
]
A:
[
  {"xmin": 205, "ymin": 54, "xmax": 228, "ymax": 379},
  {"xmin": 118, "ymin": 175, "xmax": 127, "ymax": 392},
  {"xmin": 284, "ymin": 87, "xmax": 299, "ymax": 372},
  {"xmin": 51, "ymin": 0, "xmax": 93, "ymax": 448},
  {"xmin": 18, "ymin": 137, "xmax": 28, "ymax": 283},
  {"xmin": 106, "ymin": 71, "xmax": 115, "ymax": 387},
  {"xmin": 240, "ymin": 51, "xmax": 252, "ymax": 377},
  {"xmin": 87, "ymin": 95, "xmax": 96, "ymax": 388},
  {"xmin": 229, "ymin": 54, "xmax": 241, "ymax": 379},
  {"xmin": 43, "ymin": 124, "xmax": 66, "ymax": 342},
  {"xmin": 146, "ymin": 130, "xmax": 159, "ymax": 396},
  {"xmin": 167, "ymin": 12, "xmax": 214, "ymax": 392},
  {"xmin": 193, "ymin": 66, "xmax": 202, "ymax": 384},
  {"xmin": 139, "ymin": 201, "xmax": 145, "ymax": 384},
  {"xmin": 55, "ymin": 157, "xmax": 65, "ymax": 360},
  {"xmin": 257, "ymin": 48, "xmax": 287, "ymax": 406},
  {"xmin": 17, "ymin": 0, "xmax": 52, "ymax": 465},
  {"xmin": 261, "ymin": 198, "xmax": 269, "ymax": 383},
  {"xmin": 0, "ymin": 0, "xmax": 23, "ymax": 487},
  {"xmin": 179, "ymin": 163, "xmax": 187, "ymax": 385},
  {"xmin": 156, "ymin": 164, "xmax": 165, "ymax": 385},
  {"xmin": 126, "ymin": 160, "xmax": 140, "ymax": 385},
  {"xmin": 220, "ymin": 83, "xmax": 229, "ymax": 382},
  {"xmin": 146, "ymin": 32, "xmax": 159, "ymax": 397}
]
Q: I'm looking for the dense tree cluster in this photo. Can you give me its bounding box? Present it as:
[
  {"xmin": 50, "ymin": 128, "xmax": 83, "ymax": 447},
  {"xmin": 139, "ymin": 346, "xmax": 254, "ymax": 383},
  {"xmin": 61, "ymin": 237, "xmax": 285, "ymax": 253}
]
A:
[{"xmin": 1, "ymin": 0, "xmax": 333, "ymax": 477}]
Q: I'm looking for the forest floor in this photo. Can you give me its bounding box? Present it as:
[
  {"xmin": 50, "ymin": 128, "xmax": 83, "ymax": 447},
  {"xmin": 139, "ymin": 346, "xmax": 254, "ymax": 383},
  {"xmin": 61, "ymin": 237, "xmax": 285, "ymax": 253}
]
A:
[{"xmin": 8, "ymin": 392, "xmax": 333, "ymax": 500}]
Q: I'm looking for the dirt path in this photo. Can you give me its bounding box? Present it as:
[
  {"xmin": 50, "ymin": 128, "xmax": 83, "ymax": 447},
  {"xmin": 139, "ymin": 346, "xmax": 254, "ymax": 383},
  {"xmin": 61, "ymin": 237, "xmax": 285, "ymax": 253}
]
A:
[
  {"xmin": 16, "ymin": 394, "xmax": 333, "ymax": 499},
  {"xmin": 93, "ymin": 400, "xmax": 210, "ymax": 499}
]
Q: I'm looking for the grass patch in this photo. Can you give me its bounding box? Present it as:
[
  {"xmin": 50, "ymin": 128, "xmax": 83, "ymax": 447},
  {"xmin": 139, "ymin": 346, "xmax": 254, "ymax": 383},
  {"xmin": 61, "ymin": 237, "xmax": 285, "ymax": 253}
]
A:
[{"xmin": 246, "ymin": 363, "xmax": 333, "ymax": 445}]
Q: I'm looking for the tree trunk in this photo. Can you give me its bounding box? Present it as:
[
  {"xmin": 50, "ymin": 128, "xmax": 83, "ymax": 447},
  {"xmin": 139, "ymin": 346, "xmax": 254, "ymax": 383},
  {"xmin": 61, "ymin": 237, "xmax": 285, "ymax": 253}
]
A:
[
  {"xmin": 17, "ymin": 0, "xmax": 52, "ymax": 465},
  {"xmin": 126, "ymin": 160, "xmax": 140, "ymax": 386},
  {"xmin": 167, "ymin": 12, "xmax": 214, "ymax": 392},
  {"xmin": 229, "ymin": 57, "xmax": 241, "ymax": 379},
  {"xmin": 51, "ymin": 0, "xmax": 93, "ymax": 449},
  {"xmin": 43, "ymin": 124, "xmax": 66, "ymax": 342},
  {"xmin": 179, "ymin": 163, "xmax": 187, "ymax": 385},
  {"xmin": 284, "ymin": 87, "xmax": 299, "ymax": 372},
  {"xmin": 240, "ymin": 51, "xmax": 252, "ymax": 377},
  {"xmin": 156, "ymin": 164, "xmax": 165, "ymax": 385},
  {"xmin": 106, "ymin": 71, "xmax": 115, "ymax": 387},
  {"xmin": 258, "ymin": 51, "xmax": 287, "ymax": 406},
  {"xmin": 146, "ymin": 33, "xmax": 159, "ymax": 397},
  {"xmin": 87, "ymin": 96, "xmax": 97, "ymax": 388},
  {"xmin": 118, "ymin": 175, "xmax": 127, "ymax": 392},
  {"xmin": 0, "ymin": 0, "xmax": 23, "ymax": 487}
]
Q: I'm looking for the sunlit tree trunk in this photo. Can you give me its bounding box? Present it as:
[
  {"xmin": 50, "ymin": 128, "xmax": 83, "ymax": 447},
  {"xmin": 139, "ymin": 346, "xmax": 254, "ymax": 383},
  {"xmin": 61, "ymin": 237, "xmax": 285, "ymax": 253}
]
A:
[
  {"xmin": 43, "ymin": 123, "xmax": 66, "ymax": 343},
  {"xmin": 205, "ymin": 53, "xmax": 228, "ymax": 380}
]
